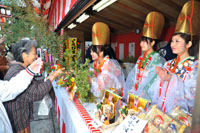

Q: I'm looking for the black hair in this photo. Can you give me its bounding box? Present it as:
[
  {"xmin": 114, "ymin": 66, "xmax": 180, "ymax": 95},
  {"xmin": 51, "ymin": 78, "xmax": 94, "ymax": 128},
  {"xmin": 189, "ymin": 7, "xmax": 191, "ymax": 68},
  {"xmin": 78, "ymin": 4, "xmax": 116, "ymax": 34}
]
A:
[
  {"xmin": 91, "ymin": 45, "xmax": 116, "ymax": 59},
  {"xmin": 12, "ymin": 40, "xmax": 37, "ymax": 63},
  {"xmin": 140, "ymin": 36, "xmax": 160, "ymax": 51},
  {"xmin": 172, "ymin": 32, "xmax": 199, "ymax": 58}
]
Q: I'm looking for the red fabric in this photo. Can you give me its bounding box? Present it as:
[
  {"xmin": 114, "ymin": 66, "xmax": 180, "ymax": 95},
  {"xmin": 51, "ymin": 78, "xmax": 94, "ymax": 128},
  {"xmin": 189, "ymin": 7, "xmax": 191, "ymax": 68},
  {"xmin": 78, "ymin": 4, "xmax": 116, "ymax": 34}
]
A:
[
  {"xmin": 58, "ymin": 106, "xmax": 60, "ymax": 129},
  {"xmin": 138, "ymin": 52, "xmax": 147, "ymax": 69},
  {"xmin": 54, "ymin": 9, "xmax": 56, "ymax": 29},
  {"xmin": 57, "ymin": 0, "xmax": 61, "ymax": 27},
  {"xmin": 43, "ymin": 8, "xmax": 49, "ymax": 15},
  {"xmin": 55, "ymin": 2, "xmax": 58, "ymax": 28},
  {"xmin": 118, "ymin": 99, "xmax": 122, "ymax": 109},
  {"xmin": 55, "ymin": 97, "xmax": 57, "ymax": 113},
  {"xmin": 62, "ymin": 0, "xmax": 67, "ymax": 19},
  {"xmin": 161, "ymin": 82, "xmax": 170, "ymax": 112},
  {"xmin": 120, "ymin": 88, "xmax": 123, "ymax": 97},
  {"xmin": 62, "ymin": 119, "xmax": 66, "ymax": 133},
  {"xmin": 48, "ymin": 0, "xmax": 57, "ymax": 25}
]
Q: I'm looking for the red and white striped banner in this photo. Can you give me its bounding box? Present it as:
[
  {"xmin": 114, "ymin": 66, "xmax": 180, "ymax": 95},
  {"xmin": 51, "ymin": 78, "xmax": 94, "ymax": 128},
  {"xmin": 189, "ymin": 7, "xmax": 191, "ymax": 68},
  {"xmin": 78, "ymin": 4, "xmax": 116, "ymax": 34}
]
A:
[
  {"xmin": 48, "ymin": 0, "xmax": 78, "ymax": 30},
  {"xmin": 55, "ymin": 94, "xmax": 102, "ymax": 133},
  {"xmin": 73, "ymin": 97, "xmax": 102, "ymax": 133},
  {"xmin": 55, "ymin": 80, "xmax": 102, "ymax": 133}
]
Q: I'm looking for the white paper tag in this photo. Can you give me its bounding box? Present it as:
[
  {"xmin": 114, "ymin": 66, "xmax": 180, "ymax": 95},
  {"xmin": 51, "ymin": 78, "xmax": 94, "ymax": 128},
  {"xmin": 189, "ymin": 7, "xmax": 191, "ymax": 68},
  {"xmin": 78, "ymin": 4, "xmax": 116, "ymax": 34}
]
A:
[{"xmin": 113, "ymin": 115, "xmax": 147, "ymax": 133}]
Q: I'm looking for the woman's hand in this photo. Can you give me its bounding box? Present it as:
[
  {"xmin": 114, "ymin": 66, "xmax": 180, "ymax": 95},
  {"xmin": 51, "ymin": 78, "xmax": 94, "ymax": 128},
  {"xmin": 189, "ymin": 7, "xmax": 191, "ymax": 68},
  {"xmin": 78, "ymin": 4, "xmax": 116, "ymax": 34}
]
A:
[
  {"xmin": 65, "ymin": 69, "xmax": 74, "ymax": 75},
  {"xmin": 48, "ymin": 68, "xmax": 65, "ymax": 82},
  {"xmin": 155, "ymin": 66, "xmax": 172, "ymax": 81}
]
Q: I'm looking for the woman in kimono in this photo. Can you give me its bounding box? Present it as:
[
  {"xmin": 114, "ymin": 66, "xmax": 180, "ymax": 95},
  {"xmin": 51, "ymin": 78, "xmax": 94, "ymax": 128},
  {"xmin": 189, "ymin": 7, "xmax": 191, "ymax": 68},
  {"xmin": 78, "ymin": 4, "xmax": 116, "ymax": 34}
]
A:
[
  {"xmin": 125, "ymin": 12, "xmax": 166, "ymax": 101},
  {"xmin": 90, "ymin": 22, "xmax": 125, "ymax": 97},
  {"xmin": 150, "ymin": 1, "xmax": 200, "ymax": 114},
  {"xmin": 3, "ymin": 40, "xmax": 63, "ymax": 132},
  {"xmin": 0, "ymin": 59, "xmax": 42, "ymax": 133}
]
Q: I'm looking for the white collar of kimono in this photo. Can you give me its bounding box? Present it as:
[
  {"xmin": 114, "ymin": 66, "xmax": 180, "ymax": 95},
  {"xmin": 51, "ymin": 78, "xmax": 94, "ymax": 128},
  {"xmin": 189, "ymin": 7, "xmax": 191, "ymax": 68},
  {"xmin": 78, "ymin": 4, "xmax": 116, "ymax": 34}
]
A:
[{"xmin": 178, "ymin": 56, "xmax": 194, "ymax": 65}]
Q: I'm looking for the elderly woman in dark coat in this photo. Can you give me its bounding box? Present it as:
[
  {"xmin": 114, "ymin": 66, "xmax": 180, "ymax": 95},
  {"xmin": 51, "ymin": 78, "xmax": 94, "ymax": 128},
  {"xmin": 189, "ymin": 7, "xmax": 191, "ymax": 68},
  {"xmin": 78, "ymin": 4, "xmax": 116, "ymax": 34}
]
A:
[{"xmin": 3, "ymin": 40, "xmax": 62, "ymax": 133}]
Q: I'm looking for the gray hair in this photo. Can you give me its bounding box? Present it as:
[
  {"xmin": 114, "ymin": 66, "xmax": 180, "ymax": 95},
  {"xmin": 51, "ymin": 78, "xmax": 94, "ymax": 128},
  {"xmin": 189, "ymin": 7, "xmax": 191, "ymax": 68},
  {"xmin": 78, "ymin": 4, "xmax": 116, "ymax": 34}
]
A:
[{"xmin": 12, "ymin": 40, "xmax": 37, "ymax": 63}]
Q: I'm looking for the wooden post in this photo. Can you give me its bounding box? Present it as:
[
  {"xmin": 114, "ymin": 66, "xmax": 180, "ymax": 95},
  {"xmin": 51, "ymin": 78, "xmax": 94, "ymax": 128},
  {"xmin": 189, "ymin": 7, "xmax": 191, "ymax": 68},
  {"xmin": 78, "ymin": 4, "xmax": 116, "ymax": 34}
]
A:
[
  {"xmin": 192, "ymin": 41, "xmax": 200, "ymax": 131},
  {"xmin": 82, "ymin": 38, "xmax": 85, "ymax": 62}
]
